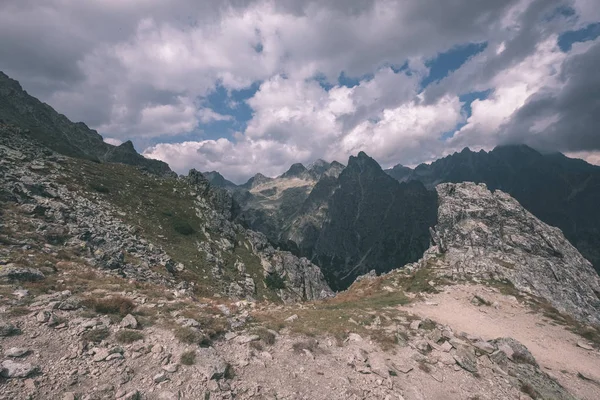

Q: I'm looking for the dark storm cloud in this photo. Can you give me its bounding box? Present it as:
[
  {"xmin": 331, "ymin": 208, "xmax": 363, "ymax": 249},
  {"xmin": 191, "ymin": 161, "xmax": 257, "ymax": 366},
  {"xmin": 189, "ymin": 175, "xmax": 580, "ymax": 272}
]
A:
[
  {"xmin": 502, "ymin": 40, "xmax": 600, "ymax": 152},
  {"xmin": 423, "ymin": 0, "xmax": 567, "ymax": 103}
]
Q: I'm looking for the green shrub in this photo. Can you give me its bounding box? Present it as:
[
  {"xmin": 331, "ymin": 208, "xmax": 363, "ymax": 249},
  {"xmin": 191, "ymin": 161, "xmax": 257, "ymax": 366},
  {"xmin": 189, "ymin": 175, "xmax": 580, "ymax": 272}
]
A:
[
  {"xmin": 174, "ymin": 326, "xmax": 208, "ymax": 345},
  {"xmin": 264, "ymin": 272, "xmax": 285, "ymax": 290},
  {"xmin": 254, "ymin": 327, "xmax": 276, "ymax": 345},
  {"xmin": 89, "ymin": 182, "xmax": 110, "ymax": 193},
  {"xmin": 83, "ymin": 296, "xmax": 135, "ymax": 317},
  {"xmin": 81, "ymin": 327, "xmax": 110, "ymax": 343},
  {"xmin": 172, "ymin": 218, "xmax": 195, "ymax": 235}
]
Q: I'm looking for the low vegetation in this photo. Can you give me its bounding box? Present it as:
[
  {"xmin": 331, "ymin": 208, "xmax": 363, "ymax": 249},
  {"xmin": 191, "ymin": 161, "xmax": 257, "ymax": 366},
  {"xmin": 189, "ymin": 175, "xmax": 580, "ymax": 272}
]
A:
[
  {"xmin": 81, "ymin": 327, "xmax": 110, "ymax": 343},
  {"xmin": 115, "ymin": 330, "xmax": 144, "ymax": 344},
  {"xmin": 292, "ymin": 338, "xmax": 320, "ymax": 354},
  {"xmin": 180, "ymin": 350, "xmax": 196, "ymax": 365},
  {"xmin": 83, "ymin": 296, "xmax": 135, "ymax": 317}
]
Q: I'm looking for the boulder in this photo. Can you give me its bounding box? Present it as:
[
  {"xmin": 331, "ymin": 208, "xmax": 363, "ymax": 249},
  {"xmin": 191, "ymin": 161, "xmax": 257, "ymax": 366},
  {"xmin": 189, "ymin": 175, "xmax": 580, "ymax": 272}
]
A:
[
  {"xmin": 0, "ymin": 266, "xmax": 45, "ymax": 282},
  {"xmin": 1, "ymin": 360, "xmax": 39, "ymax": 378}
]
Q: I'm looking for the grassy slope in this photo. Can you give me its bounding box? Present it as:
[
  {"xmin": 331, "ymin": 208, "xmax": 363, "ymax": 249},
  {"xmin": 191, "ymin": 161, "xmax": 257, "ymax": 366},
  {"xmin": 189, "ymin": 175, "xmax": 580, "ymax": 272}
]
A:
[{"xmin": 56, "ymin": 157, "xmax": 279, "ymax": 301}]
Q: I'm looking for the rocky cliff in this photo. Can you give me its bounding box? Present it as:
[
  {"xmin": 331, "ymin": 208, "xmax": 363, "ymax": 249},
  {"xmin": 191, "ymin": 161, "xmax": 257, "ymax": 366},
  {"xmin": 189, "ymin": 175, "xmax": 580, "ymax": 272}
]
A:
[
  {"xmin": 0, "ymin": 71, "xmax": 172, "ymax": 176},
  {"xmin": 234, "ymin": 152, "xmax": 437, "ymax": 291},
  {"xmin": 311, "ymin": 152, "xmax": 437, "ymax": 290},
  {"xmin": 405, "ymin": 182, "xmax": 600, "ymax": 325},
  {"xmin": 386, "ymin": 145, "xmax": 600, "ymax": 275}
]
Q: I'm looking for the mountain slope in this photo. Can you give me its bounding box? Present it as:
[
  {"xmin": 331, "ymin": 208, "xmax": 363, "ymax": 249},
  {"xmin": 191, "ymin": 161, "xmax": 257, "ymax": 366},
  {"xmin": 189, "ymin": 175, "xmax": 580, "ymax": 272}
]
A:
[
  {"xmin": 386, "ymin": 145, "xmax": 600, "ymax": 274},
  {"xmin": 0, "ymin": 71, "xmax": 172, "ymax": 176},
  {"xmin": 0, "ymin": 123, "xmax": 332, "ymax": 303},
  {"xmin": 311, "ymin": 152, "xmax": 437, "ymax": 290},
  {"xmin": 407, "ymin": 182, "xmax": 600, "ymax": 324}
]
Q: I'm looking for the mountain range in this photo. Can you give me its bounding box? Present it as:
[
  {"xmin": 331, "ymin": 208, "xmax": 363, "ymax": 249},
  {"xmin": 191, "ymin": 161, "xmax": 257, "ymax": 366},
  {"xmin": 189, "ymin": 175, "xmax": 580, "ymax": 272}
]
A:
[
  {"xmin": 207, "ymin": 144, "xmax": 600, "ymax": 287},
  {"xmin": 1, "ymin": 70, "xmax": 599, "ymax": 399}
]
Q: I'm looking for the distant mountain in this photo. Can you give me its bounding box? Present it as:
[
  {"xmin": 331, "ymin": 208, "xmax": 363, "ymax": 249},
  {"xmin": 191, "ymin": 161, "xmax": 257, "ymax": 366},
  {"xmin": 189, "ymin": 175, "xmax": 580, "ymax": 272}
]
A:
[
  {"xmin": 385, "ymin": 145, "xmax": 600, "ymax": 274},
  {"xmin": 232, "ymin": 153, "xmax": 436, "ymax": 290},
  {"xmin": 203, "ymin": 171, "xmax": 238, "ymax": 191},
  {"xmin": 311, "ymin": 152, "xmax": 437, "ymax": 290},
  {"xmin": 0, "ymin": 71, "xmax": 172, "ymax": 176}
]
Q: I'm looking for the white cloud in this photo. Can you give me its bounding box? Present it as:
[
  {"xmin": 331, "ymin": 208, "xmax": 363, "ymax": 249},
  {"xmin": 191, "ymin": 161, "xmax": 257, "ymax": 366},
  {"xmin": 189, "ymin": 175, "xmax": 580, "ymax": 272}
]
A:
[
  {"xmin": 103, "ymin": 137, "xmax": 123, "ymax": 146},
  {"xmin": 3, "ymin": 0, "xmax": 600, "ymax": 179},
  {"xmin": 565, "ymin": 151, "xmax": 600, "ymax": 166},
  {"xmin": 144, "ymin": 68, "xmax": 462, "ymax": 181}
]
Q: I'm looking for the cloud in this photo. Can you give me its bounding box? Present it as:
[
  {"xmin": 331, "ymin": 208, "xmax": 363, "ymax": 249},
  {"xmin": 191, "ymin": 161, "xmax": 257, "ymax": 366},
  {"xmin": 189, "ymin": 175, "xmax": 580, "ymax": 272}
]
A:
[
  {"xmin": 103, "ymin": 137, "xmax": 123, "ymax": 146},
  {"xmin": 500, "ymin": 39, "xmax": 600, "ymax": 152},
  {"xmin": 144, "ymin": 68, "xmax": 462, "ymax": 181},
  {"xmin": 1, "ymin": 0, "xmax": 599, "ymax": 180}
]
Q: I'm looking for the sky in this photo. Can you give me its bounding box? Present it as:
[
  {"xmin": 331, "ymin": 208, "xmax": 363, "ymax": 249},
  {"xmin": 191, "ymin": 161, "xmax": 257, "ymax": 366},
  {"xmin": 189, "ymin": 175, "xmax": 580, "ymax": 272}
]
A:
[{"xmin": 1, "ymin": 0, "xmax": 599, "ymax": 183}]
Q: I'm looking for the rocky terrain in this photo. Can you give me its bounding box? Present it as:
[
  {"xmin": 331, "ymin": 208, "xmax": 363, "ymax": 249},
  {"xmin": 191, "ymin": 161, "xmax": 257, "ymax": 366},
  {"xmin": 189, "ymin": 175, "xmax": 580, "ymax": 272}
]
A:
[
  {"xmin": 0, "ymin": 72, "xmax": 172, "ymax": 176},
  {"xmin": 1, "ymin": 71, "xmax": 599, "ymax": 399},
  {"xmin": 386, "ymin": 145, "xmax": 600, "ymax": 275}
]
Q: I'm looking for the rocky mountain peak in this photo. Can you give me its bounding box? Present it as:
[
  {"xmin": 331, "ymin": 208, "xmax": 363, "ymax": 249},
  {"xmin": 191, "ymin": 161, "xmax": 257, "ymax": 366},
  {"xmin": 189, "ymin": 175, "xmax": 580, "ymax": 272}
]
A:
[
  {"xmin": 0, "ymin": 71, "xmax": 172, "ymax": 176},
  {"xmin": 410, "ymin": 182, "xmax": 600, "ymax": 325},
  {"xmin": 118, "ymin": 140, "xmax": 136, "ymax": 151},
  {"xmin": 280, "ymin": 163, "xmax": 307, "ymax": 178},
  {"xmin": 347, "ymin": 151, "xmax": 383, "ymax": 173}
]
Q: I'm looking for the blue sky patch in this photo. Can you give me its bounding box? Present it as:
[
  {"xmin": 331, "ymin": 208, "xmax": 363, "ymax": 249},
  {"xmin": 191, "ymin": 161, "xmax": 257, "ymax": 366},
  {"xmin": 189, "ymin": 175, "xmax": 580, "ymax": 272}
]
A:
[
  {"xmin": 198, "ymin": 82, "xmax": 259, "ymax": 140},
  {"xmin": 558, "ymin": 22, "xmax": 600, "ymax": 52},
  {"xmin": 421, "ymin": 42, "xmax": 488, "ymax": 89},
  {"xmin": 440, "ymin": 89, "xmax": 493, "ymax": 140}
]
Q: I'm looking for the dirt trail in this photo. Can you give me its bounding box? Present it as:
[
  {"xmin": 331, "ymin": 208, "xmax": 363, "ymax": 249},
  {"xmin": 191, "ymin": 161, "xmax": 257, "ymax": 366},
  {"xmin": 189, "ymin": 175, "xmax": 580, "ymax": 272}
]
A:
[{"xmin": 401, "ymin": 284, "xmax": 600, "ymax": 400}]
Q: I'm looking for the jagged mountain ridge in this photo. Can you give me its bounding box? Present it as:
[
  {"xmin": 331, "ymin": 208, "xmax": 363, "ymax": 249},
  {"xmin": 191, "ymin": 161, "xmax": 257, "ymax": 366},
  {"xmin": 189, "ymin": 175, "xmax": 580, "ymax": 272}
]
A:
[
  {"xmin": 231, "ymin": 152, "xmax": 437, "ymax": 291},
  {"xmin": 404, "ymin": 182, "xmax": 600, "ymax": 325},
  {"xmin": 0, "ymin": 71, "xmax": 172, "ymax": 176},
  {"xmin": 385, "ymin": 145, "xmax": 600, "ymax": 275}
]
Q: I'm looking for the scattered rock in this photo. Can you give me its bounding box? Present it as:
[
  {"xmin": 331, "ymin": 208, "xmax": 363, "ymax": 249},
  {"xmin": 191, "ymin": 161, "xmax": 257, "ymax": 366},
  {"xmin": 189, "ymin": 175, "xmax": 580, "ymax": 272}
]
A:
[
  {"xmin": 120, "ymin": 314, "xmax": 139, "ymax": 329},
  {"xmin": 473, "ymin": 340, "xmax": 496, "ymax": 354},
  {"xmin": 285, "ymin": 314, "xmax": 298, "ymax": 322},
  {"xmin": 409, "ymin": 320, "xmax": 422, "ymax": 330},
  {"xmin": 162, "ymin": 364, "xmax": 178, "ymax": 373},
  {"xmin": 0, "ymin": 320, "xmax": 19, "ymax": 336},
  {"xmin": 453, "ymin": 347, "xmax": 478, "ymax": 373},
  {"xmin": 5, "ymin": 347, "xmax": 30, "ymax": 357},
  {"xmin": 576, "ymin": 341, "xmax": 594, "ymax": 351},
  {"xmin": 154, "ymin": 372, "xmax": 169, "ymax": 383},
  {"xmin": 1, "ymin": 360, "xmax": 39, "ymax": 378},
  {"xmin": 0, "ymin": 266, "xmax": 45, "ymax": 282}
]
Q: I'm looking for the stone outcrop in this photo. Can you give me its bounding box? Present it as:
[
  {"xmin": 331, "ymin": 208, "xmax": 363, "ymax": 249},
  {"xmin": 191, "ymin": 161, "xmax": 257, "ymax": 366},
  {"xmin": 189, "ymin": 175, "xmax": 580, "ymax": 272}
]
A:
[
  {"xmin": 407, "ymin": 182, "xmax": 600, "ymax": 324},
  {"xmin": 386, "ymin": 144, "xmax": 600, "ymax": 275}
]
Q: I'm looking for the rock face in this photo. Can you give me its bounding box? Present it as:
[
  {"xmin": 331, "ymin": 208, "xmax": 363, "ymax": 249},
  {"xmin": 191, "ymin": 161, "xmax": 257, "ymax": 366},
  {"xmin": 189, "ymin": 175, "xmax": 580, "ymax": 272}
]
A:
[
  {"xmin": 386, "ymin": 145, "xmax": 600, "ymax": 275},
  {"xmin": 311, "ymin": 152, "xmax": 437, "ymax": 290},
  {"xmin": 0, "ymin": 121, "xmax": 332, "ymax": 303},
  {"xmin": 408, "ymin": 182, "xmax": 600, "ymax": 324},
  {"xmin": 234, "ymin": 152, "xmax": 437, "ymax": 291},
  {"xmin": 0, "ymin": 71, "xmax": 172, "ymax": 176}
]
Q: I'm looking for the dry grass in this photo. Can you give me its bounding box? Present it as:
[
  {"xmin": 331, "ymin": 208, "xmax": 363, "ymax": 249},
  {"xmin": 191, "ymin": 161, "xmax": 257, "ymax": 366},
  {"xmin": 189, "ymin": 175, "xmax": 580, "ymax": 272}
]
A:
[
  {"xmin": 292, "ymin": 338, "xmax": 320, "ymax": 354},
  {"xmin": 173, "ymin": 326, "xmax": 210, "ymax": 346},
  {"xmin": 83, "ymin": 296, "xmax": 135, "ymax": 317},
  {"xmin": 253, "ymin": 327, "xmax": 276, "ymax": 345},
  {"xmin": 249, "ymin": 341, "xmax": 264, "ymax": 351},
  {"xmin": 115, "ymin": 330, "xmax": 144, "ymax": 344},
  {"xmin": 180, "ymin": 350, "xmax": 196, "ymax": 365},
  {"xmin": 81, "ymin": 327, "xmax": 110, "ymax": 343},
  {"xmin": 512, "ymin": 350, "xmax": 537, "ymax": 366}
]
